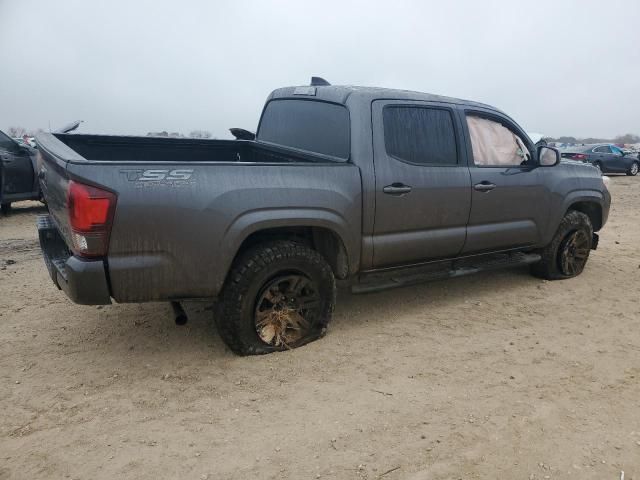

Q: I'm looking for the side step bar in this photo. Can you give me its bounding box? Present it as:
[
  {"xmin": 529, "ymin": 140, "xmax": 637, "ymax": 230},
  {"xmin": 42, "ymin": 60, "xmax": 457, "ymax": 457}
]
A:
[{"xmin": 352, "ymin": 251, "xmax": 541, "ymax": 294}]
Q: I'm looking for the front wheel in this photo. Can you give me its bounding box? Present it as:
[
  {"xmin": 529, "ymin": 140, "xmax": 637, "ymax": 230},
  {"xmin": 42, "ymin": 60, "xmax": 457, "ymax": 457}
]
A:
[
  {"xmin": 216, "ymin": 241, "xmax": 336, "ymax": 355},
  {"xmin": 530, "ymin": 210, "xmax": 593, "ymax": 280},
  {"xmin": 627, "ymin": 161, "xmax": 639, "ymax": 176}
]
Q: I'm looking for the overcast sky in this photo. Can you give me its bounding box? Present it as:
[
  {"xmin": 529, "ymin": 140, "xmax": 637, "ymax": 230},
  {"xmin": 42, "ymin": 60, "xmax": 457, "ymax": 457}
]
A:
[{"xmin": 1, "ymin": 0, "xmax": 638, "ymax": 139}]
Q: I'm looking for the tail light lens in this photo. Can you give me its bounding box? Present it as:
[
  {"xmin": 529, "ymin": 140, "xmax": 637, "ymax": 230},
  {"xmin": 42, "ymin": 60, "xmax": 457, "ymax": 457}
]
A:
[
  {"xmin": 67, "ymin": 180, "xmax": 117, "ymax": 257},
  {"xmin": 573, "ymin": 153, "xmax": 587, "ymax": 160}
]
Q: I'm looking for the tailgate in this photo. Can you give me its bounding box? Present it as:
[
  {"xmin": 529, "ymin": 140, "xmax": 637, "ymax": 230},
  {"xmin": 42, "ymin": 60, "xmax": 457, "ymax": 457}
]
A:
[
  {"xmin": 35, "ymin": 132, "xmax": 113, "ymax": 305},
  {"xmin": 35, "ymin": 132, "xmax": 84, "ymax": 249}
]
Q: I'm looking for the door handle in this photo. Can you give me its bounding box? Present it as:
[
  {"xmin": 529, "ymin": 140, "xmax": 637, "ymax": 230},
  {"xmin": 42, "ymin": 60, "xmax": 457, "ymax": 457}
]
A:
[
  {"xmin": 383, "ymin": 183, "xmax": 412, "ymax": 195},
  {"xmin": 474, "ymin": 181, "xmax": 496, "ymax": 192}
]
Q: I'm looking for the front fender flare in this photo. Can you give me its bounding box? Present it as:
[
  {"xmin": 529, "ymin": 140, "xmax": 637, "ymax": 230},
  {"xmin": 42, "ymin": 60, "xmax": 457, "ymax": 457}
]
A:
[
  {"xmin": 542, "ymin": 189, "xmax": 606, "ymax": 245},
  {"xmin": 215, "ymin": 207, "xmax": 358, "ymax": 292}
]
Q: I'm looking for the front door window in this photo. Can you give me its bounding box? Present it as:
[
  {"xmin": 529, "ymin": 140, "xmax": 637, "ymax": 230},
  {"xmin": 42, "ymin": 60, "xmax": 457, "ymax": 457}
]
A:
[{"xmin": 466, "ymin": 116, "xmax": 531, "ymax": 167}]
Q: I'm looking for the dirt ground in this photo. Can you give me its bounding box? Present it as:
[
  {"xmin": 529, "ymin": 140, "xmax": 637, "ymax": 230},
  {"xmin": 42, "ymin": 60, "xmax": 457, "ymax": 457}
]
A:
[{"xmin": 1, "ymin": 177, "xmax": 639, "ymax": 480}]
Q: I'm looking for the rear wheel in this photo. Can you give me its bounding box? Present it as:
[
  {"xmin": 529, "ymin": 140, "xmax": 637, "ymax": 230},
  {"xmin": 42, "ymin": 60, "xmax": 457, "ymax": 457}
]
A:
[
  {"xmin": 530, "ymin": 210, "xmax": 593, "ymax": 280},
  {"xmin": 627, "ymin": 161, "xmax": 639, "ymax": 176},
  {"xmin": 216, "ymin": 241, "xmax": 336, "ymax": 355},
  {"xmin": 0, "ymin": 203, "xmax": 11, "ymax": 215}
]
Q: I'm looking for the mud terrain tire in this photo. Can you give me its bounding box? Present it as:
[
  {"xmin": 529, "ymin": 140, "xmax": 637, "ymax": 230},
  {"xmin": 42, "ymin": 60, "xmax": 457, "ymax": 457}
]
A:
[
  {"xmin": 531, "ymin": 210, "xmax": 593, "ymax": 280},
  {"xmin": 216, "ymin": 241, "xmax": 335, "ymax": 355}
]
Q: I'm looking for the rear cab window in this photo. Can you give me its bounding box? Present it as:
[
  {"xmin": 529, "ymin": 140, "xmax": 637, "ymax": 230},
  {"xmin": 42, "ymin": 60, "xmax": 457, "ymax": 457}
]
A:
[
  {"xmin": 382, "ymin": 106, "xmax": 458, "ymax": 165},
  {"xmin": 257, "ymin": 99, "xmax": 350, "ymax": 160}
]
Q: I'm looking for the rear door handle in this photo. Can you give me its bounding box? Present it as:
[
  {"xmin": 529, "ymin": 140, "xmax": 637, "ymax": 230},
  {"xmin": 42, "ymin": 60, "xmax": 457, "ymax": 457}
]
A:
[
  {"xmin": 383, "ymin": 183, "xmax": 412, "ymax": 195},
  {"xmin": 474, "ymin": 182, "xmax": 496, "ymax": 192}
]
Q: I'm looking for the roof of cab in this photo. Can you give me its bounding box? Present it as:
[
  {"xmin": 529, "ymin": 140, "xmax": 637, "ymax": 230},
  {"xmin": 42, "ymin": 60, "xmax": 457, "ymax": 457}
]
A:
[{"xmin": 268, "ymin": 84, "xmax": 498, "ymax": 112}]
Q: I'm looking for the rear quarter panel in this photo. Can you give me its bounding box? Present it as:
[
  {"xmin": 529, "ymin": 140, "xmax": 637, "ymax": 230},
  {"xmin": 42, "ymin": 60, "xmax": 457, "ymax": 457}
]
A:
[{"xmin": 67, "ymin": 162, "xmax": 362, "ymax": 302}]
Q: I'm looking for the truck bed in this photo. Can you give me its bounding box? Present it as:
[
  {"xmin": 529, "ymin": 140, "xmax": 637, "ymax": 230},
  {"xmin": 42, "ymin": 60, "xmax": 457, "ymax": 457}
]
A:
[
  {"xmin": 35, "ymin": 132, "xmax": 362, "ymax": 304},
  {"xmin": 50, "ymin": 133, "xmax": 342, "ymax": 164}
]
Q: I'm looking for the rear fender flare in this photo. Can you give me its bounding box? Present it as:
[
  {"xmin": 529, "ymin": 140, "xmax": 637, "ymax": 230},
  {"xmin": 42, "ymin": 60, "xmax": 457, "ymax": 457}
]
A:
[{"xmin": 216, "ymin": 208, "xmax": 357, "ymax": 291}]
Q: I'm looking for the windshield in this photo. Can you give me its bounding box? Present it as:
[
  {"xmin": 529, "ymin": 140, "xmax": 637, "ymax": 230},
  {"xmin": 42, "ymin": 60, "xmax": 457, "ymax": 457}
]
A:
[
  {"xmin": 257, "ymin": 99, "xmax": 350, "ymax": 160},
  {"xmin": 611, "ymin": 145, "xmax": 624, "ymax": 155}
]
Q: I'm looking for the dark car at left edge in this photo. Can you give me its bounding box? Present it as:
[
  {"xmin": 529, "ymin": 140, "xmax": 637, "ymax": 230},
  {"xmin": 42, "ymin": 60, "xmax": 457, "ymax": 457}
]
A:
[{"xmin": 0, "ymin": 129, "xmax": 42, "ymax": 214}]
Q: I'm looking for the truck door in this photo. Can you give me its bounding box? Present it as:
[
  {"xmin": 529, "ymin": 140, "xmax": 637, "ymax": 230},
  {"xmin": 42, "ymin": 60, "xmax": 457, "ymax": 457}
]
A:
[
  {"xmin": 0, "ymin": 131, "xmax": 33, "ymax": 198},
  {"xmin": 371, "ymin": 100, "xmax": 472, "ymax": 268},
  {"xmin": 459, "ymin": 110, "xmax": 550, "ymax": 254}
]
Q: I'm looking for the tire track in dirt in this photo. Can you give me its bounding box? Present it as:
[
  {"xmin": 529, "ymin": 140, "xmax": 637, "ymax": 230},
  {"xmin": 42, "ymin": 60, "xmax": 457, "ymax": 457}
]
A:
[{"xmin": 0, "ymin": 238, "xmax": 41, "ymax": 264}]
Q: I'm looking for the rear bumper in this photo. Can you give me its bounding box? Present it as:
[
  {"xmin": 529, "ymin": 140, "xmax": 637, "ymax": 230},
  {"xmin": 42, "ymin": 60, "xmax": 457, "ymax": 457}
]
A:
[{"xmin": 37, "ymin": 214, "xmax": 112, "ymax": 305}]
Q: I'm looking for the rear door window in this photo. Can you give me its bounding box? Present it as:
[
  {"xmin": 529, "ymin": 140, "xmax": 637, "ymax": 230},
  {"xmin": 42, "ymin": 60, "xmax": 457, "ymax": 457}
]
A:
[
  {"xmin": 257, "ymin": 99, "xmax": 350, "ymax": 160},
  {"xmin": 382, "ymin": 106, "xmax": 458, "ymax": 165}
]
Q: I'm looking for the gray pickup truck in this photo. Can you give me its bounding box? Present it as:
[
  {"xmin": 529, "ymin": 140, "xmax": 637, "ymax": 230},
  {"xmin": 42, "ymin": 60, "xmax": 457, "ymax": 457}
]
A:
[{"xmin": 35, "ymin": 79, "xmax": 611, "ymax": 355}]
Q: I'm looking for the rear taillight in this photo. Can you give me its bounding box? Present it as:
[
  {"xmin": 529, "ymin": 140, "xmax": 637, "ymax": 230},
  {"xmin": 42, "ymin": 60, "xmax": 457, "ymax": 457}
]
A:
[
  {"xmin": 67, "ymin": 180, "xmax": 116, "ymax": 257},
  {"xmin": 573, "ymin": 153, "xmax": 587, "ymax": 160}
]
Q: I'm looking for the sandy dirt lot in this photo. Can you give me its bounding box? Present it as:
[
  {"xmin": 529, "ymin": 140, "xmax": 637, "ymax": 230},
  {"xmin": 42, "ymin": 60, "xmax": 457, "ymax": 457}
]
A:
[{"xmin": 1, "ymin": 177, "xmax": 639, "ymax": 480}]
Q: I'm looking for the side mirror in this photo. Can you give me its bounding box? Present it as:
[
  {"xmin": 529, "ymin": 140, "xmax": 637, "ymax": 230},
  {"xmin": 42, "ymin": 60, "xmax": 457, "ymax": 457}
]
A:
[{"xmin": 538, "ymin": 145, "xmax": 560, "ymax": 166}]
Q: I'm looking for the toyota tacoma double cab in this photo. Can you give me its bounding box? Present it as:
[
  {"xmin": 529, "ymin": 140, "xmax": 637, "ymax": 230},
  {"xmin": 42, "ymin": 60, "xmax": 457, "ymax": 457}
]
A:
[{"xmin": 35, "ymin": 78, "xmax": 611, "ymax": 355}]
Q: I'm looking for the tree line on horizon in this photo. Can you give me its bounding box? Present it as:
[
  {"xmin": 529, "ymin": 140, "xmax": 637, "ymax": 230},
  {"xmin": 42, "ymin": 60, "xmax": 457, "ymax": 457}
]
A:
[
  {"xmin": 546, "ymin": 133, "xmax": 640, "ymax": 145},
  {"xmin": 4, "ymin": 126, "xmax": 216, "ymax": 140}
]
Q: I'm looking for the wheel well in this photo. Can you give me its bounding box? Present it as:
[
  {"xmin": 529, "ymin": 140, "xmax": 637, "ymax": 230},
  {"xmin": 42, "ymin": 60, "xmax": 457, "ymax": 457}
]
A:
[
  {"xmin": 568, "ymin": 202, "xmax": 602, "ymax": 231},
  {"xmin": 234, "ymin": 227, "xmax": 349, "ymax": 279}
]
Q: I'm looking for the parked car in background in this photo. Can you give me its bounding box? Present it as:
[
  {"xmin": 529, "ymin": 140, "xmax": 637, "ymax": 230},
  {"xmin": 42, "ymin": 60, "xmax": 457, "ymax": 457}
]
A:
[
  {"xmin": 12, "ymin": 137, "xmax": 37, "ymax": 149},
  {"xmin": 0, "ymin": 129, "xmax": 42, "ymax": 214},
  {"xmin": 527, "ymin": 132, "xmax": 547, "ymax": 147},
  {"xmin": 561, "ymin": 143, "xmax": 639, "ymax": 176}
]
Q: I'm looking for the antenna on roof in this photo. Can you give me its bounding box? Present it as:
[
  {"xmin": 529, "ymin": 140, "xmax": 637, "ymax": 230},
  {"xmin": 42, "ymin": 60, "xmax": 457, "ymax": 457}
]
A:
[{"xmin": 310, "ymin": 76, "xmax": 331, "ymax": 86}]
